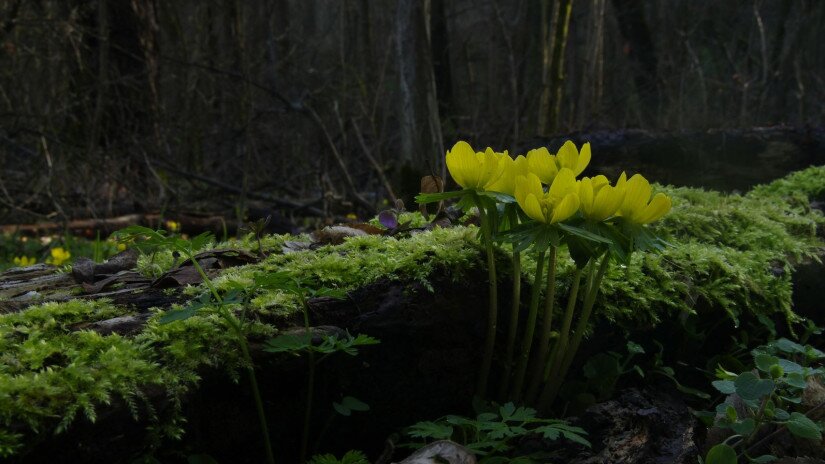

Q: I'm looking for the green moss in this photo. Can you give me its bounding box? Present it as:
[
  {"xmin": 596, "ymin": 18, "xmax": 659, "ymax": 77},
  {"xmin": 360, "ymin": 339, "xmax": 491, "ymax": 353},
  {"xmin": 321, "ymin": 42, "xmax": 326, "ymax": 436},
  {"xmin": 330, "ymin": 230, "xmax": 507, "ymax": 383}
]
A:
[
  {"xmin": 748, "ymin": 165, "xmax": 825, "ymax": 201},
  {"xmin": 1, "ymin": 166, "xmax": 823, "ymax": 457},
  {"xmin": 212, "ymin": 226, "xmax": 482, "ymax": 316}
]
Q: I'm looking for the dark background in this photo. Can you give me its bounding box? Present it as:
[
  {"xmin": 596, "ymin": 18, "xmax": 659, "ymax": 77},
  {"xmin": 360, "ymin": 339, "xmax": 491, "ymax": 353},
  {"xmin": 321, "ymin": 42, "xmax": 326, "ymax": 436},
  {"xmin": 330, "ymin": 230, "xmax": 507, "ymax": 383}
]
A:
[{"xmin": 1, "ymin": 0, "xmax": 823, "ymax": 225}]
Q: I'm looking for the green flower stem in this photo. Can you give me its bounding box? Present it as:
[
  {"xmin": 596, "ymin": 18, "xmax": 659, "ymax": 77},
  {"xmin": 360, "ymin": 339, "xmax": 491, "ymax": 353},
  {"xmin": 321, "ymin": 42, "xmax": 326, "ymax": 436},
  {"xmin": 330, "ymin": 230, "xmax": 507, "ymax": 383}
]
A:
[
  {"xmin": 189, "ymin": 254, "xmax": 276, "ymax": 464},
  {"xmin": 539, "ymin": 252, "xmax": 610, "ymax": 411},
  {"xmin": 510, "ymin": 249, "xmax": 547, "ymax": 402},
  {"xmin": 499, "ymin": 207, "xmax": 523, "ymax": 399},
  {"xmin": 536, "ymin": 267, "xmax": 582, "ymax": 406},
  {"xmin": 298, "ymin": 293, "xmax": 315, "ymax": 464},
  {"xmin": 476, "ymin": 203, "xmax": 499, "ymax": 399},
  {"xmin": 524, "ymin": 246, "xmax": 558, "ymax": 402}
]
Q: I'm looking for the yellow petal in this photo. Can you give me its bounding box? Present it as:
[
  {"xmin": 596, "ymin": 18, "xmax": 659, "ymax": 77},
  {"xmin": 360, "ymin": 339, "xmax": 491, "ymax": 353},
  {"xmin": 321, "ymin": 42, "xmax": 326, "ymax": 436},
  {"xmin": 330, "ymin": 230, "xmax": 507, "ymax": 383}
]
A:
[
  {"xmin": 615, "ymin": 171, "xmax": 628, "ymax": 189},
  {"xmin": 446, "ymin": 141, "xmax": 475, "ymax": 188},
  {"xmin": 522, "ymin": 193, "xmax": 547, "ymax": 223},
  {"xmin": 575, "ymin": 142, "xmax": 591, "ymax": 176},
  {"xmin": 591, "ymin": 185, "xmax": 625, "ymax": 221},
  {"xmin": 591, "ymin": 175, "xmax": 609, "ymax": 191},
  {"xmin": 634, "ymin": 193, "xmax": 672, "ymax": 224},
  {"xmin": 621, "ymin": 174, "xmax": 652, "ymax": 217},
  {"xmin": 579, "ymin": 177, "xmax": 595, "ymax": 216},
  {"xmin": 548, "ymin": 168, "xmax": 577, "ymax": 199},
  {"xmin": 526, "ymin": 147, "xmax": 558, "ymax": 184},
  {"xmin": 556, "ymin": 140, "xmax": 578, "ymax": 172},
  {"xmin": 549, "ymin": 193, "xmax": 580, "ymax": 224}
]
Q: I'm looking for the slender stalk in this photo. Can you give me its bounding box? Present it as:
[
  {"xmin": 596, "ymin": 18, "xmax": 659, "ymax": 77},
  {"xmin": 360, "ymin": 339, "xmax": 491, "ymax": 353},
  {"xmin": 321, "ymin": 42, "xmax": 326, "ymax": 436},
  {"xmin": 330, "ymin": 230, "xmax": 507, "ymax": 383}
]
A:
[
  {"xmin": 559, "ymin": 253, "xmax": 610, "ymax": 377},
  {"xmin": 524, "ymin": 246, "xmax": 558, "ymax": 402},
  {"xmin": 499, "ymin": 207, "xmax": 523, "ymax": 399},
  {"xmin": 510, "ymin": 249, "xmax": 547, "ymax": 402},
  {"xmin": 189, "ymin": 254, "xmax": 276, "ymax": 464},
  {"xmin": 476, "ymin": 204, "xmax": 499, "ymax": 399},
  {"xmin": 298, "ymin": 294, "xmax": 315, "ymax": 464},
  {"xmin": 537, "ymin": 267, "xmax": 583, "ymax": 405},
  {"xmin": 540, "ymin": 253, "xmax": 610, "ymax": 411}
]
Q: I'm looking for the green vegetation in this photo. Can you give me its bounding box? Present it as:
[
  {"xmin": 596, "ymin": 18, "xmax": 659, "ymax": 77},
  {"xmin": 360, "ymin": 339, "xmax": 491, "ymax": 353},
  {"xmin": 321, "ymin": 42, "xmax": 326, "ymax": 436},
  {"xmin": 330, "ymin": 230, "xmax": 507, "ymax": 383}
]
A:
[
  {"xmin": 701, "ymin": 338, "xmax": 825, "ymax": 463},
  {"xmin": 0, "ymin": 166, "xmax": 823, "ymax": 459}
]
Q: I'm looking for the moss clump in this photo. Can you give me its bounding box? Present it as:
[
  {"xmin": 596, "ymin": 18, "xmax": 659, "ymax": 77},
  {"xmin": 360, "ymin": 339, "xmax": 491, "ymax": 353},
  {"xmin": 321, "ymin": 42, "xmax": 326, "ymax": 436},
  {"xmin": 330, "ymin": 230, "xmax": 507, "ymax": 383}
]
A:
[
  {"xmin": 0, "ymin": 166, "xmax": 823, "ymax": 458},
  {"xmin": 212, "ymin": 226, "xmax": 483, "ymax": 316},
  {"xmin": 0, "ymin": 300, "xmax": 169, "ymax": 456},
  {"xmin": 748, "ymin": 165, "xmax": 825, "ymax": 202}
]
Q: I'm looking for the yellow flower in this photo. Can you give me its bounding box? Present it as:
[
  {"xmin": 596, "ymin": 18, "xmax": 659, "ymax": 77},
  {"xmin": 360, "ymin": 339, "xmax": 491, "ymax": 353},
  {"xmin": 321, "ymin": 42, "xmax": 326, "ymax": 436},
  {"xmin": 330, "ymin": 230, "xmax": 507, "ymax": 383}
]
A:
[
  {"xmin": 526, "ymin": 147, "xmax": 559, "ymax": 184},
  {"xmin": 615, "ymin": 172, "xmax": 672, "ymax": 224},
  {"xmin": 445, "ymin": 141, "xmax": 506, "ymax": 190},
  {"xmin": 13, "ymin": 256, "xmax": 36, "ymax": 266},
  {"xmin": 117, "ymin": 243, "xmax": 127, "ymax": 252},
  {"xmin": 487, "ymin": 154, "xmax": 529, "ymax": 196},
  {"xmin": 48, "ymin": 247, "xmax": 71, "ymax": 266},
  {"xmin": 514, "ymin": 169, "xmax": 580, "ymax": 224},
  {"xmin": 556, "ymin": 141, "xmax": 591, "ymax": 177},
  {"xmin": 578, "ymin": 175, "xmax": 626, "ymax": 222},
  {"xmin": 165, "ymin": 220, "xmax": 181, "ymax": 233}
]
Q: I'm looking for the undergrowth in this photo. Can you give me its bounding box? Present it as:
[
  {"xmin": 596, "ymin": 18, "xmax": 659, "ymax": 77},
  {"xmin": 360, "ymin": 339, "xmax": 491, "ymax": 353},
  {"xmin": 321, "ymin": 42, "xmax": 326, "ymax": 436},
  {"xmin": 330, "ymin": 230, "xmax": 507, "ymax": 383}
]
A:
[{"xmin": 0, "ymin": 166, "xmax": 823, "ymax": 458}]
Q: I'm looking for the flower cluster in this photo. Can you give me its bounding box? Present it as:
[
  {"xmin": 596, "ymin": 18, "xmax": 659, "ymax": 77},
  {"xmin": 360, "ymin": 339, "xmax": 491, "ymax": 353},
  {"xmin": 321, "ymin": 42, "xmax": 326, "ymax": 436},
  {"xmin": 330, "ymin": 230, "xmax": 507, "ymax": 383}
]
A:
[
  {"xmin": 46, "ymin": 247, "xmax": 71, "ymax": 266},
  {"xmin": 426, "ymin": 139, "xmax": 674, "ymax": 407},
  {"xmin": 445, "ymin": 140, "xmax": 671, "ymax": 227}
]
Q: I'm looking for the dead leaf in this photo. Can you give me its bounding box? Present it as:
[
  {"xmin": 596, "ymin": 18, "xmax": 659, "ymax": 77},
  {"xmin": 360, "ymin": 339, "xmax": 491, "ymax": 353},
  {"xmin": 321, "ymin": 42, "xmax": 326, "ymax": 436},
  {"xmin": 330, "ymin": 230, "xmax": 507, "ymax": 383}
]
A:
[
  {"xmin": 311, "ymin": 226, "xmax": 368, "ymax": 245},
  {"xmin": 419, "ymin": 175, "xmax": 445, "ymax": 216}
]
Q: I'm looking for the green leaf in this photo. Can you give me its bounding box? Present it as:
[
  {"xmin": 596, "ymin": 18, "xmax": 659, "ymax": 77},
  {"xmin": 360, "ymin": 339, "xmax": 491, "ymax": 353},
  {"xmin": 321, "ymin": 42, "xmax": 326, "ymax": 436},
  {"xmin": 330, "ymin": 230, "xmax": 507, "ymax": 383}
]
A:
[
  {"xmin": 786, "ymin": 412, "xmax": 822, "ymax": 440},
  {"xmin": 730, "ymin": 418, "xmax": 756, "ymax": 435},
  {"xmin": 773, "ymin": 338, "xmax": 805, "ymax": 354},
  {"xmin": 777, "ymin": 358, "xmax": 804, "ymax": 375},
  {"xmin": 627, "ymin": 341, "xmax": 645, "ymax": 354},
  {"xmin": 158, "ymin": 305, "xmax": 200, "ymax": 324},
  {"xmin": 560, "ymin": 430, "xmax": 591, "ymax": 447},
  {"xmin": 749, "ymin": 455, "xmax": 777, "ymax": 463},
  {"xmin": 753, "ymin": 353, "xmax": 779, "ymax": 373},
  {"xmin": 734, "ymin": 372, "xmax": 775, "ymax": 401},
  {"xmin": 263, "ymin": 333, "xmax": 313, "ymax": 354},
  {"xmin": 785, "ymin": 372, "xmax": 808, "ymax": 389},
  {"xmin": 712, "ymin": 380, "xmax": 736, "ymax": 395},
  {"xmin": 559, "ymin": 223, "xmax": 613, "ymax": 244},
  {"xmin": 339, "ymin": 396, "xmax": 369, "ymax": 412},
  {"xmin": 705, "ymin": 444, "xmax": 738, "ymax": 464},
  {"xmin": 406, "ymin": 421, "xmax": 454, "ymax": 440}
]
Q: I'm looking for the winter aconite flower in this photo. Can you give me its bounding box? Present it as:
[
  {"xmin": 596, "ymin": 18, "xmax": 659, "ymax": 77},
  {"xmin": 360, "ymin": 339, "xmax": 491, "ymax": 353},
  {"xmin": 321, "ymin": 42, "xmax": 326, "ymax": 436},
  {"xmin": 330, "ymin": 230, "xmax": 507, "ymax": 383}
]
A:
[
  {"xmin": 488, "ymin": 154, "xmax": 529, "ymax": 196},
  {"xmin": 47, "ymin": 247, "xmax": 71, "ymax": 266},
  {"xmin": 556, "ymin": 141, "xmax": 591, "ymax": 177},
  {"xmin": 616, "ymin": 172, "xmax": 672, "ymax": 224},
  {"xmin": 514, "ymin": 169, "xmax": 580, "ymax": 224},
  {"xmin": 578, "ymin": 175, "xmax": 626, "ymax": 222},
  {"xmin": 165, "ymin": 220, "xmax": 181, "ymax": 233},
  {"xmin": 526, "ymin": 147, "xmax": 559, "ymax": 185},
  {"xmin": 13, "ymin": 256, "xmax": 36, "ymax": 266},
  {"xmin": 445, "ymin": 141, "xmax": 506, "ymax": 191}
]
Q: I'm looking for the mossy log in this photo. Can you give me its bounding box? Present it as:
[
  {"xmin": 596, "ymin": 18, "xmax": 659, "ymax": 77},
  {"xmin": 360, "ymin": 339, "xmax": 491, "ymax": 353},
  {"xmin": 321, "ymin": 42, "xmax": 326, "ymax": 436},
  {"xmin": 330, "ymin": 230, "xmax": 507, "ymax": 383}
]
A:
[{"xmin": 1, "ymin": 166, "xmax": 824, "ymax": 463}]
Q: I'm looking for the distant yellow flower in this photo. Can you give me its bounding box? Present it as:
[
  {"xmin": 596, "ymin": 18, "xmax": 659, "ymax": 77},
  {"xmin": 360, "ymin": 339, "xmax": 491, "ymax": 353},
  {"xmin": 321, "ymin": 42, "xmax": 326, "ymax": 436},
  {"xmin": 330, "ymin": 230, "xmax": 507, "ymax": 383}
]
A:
[
  {"xmin": 13, "ymin": 256, "xmax": 36, "ymax": 267},
  {"xmin": 488, "ymin": 154, "xmax": 529, "ymax": 196},
  {"xmin": 556, "ymin": 141, "xmax": 591, "ymax": 177},
  {"xmin": 578, "ymin": 175, "xmax": 626, "ymax": 222},
  {"xmin": 445, "ymin": 141, "xmax": 506, "ymax": 191},
  {"xmin": 48, "ymin": 247, "xmax": 71, "ymax": 266},
  {"xmin": 165, "ymin": 220, "xmax": 181, "ymax": 233},
  {"xmin": 615, "ymin": 172, "xmax": 672, "ymax": 224},
  {"xmin": 117, "ymin": 243, "xmax": 127, "ymax": 252},
  {"xmin": 526, "ymin": 147, "xmax": 559, "ymax": 184},
  {"xmin": 345, "ymin": 213, "xmax": 358, "ymax": 220},
  {"xmin": 514, "ymin": 169, "xmax": 580, "ymax": 224}
]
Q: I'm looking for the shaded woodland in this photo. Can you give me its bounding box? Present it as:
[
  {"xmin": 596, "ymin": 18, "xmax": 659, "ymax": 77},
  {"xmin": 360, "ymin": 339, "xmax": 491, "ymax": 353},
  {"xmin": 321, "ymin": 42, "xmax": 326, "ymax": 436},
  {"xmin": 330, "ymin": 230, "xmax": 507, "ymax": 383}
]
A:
[{"xmin": 1, "ymin": 0, "xmax": 824, "ymax": 224}]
